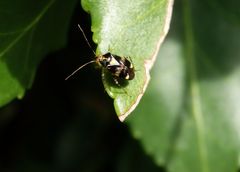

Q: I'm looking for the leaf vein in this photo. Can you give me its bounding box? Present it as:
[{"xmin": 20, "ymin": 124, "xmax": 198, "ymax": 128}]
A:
[{"xmin": 0, "ymin": 0, "xmax": 55, "ymax": 58}]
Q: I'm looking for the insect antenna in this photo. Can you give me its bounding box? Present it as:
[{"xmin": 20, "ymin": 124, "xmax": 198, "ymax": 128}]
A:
[
  {"xmin": 65, "ymin": 60, "xmax": 96, "ymax": 80},
  {"xmin": 78, "ymin": 24, "xmax": 96, "ymax": 56},
  {"xmin": 65, "ymin": 25, "xmax": 98, "ymax": 80}
]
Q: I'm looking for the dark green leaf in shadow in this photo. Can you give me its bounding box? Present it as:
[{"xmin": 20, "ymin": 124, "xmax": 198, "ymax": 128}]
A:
[{"xmin": 0, "ymin": 0, "xmax": 77, "ymax": 106}]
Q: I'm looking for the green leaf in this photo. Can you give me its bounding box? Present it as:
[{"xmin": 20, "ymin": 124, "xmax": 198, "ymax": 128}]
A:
[
  {"xmin": 127, "ymin": 0, "xmax": 240, "ymax": 171},
  {"xmin": 0, "ymin": 0, "xmax": 77, "ymax": 106},
  {"xmin": 81, "ymin": 0, "xmax": 174, "ymax": 121}
]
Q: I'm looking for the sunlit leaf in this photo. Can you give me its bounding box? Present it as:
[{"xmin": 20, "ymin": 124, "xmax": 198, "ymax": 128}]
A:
[{"xmin": 82, "ymin": 0, "xmax": 174, "ymax": 121}]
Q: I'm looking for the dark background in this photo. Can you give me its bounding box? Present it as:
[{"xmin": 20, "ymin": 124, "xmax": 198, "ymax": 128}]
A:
[{"xmin": 0, "ymin": 4, "xmax": 164, "ymax": 172}]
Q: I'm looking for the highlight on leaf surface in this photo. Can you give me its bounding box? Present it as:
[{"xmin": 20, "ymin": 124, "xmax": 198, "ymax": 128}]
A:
[{"xmin": 81, "ymin": 0, "xmax": 174, "ymax": 121}]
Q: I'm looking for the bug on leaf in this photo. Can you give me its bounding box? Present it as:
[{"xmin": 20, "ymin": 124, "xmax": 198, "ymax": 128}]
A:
[{"xmin": 65, "ymin": 25, "xmax": 135, "ymax": 86}]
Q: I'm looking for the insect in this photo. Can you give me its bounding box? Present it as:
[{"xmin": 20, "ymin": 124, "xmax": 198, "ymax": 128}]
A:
[{"xmin": 65, "ymin": 25, "xmax": 135, "ymax": 86}]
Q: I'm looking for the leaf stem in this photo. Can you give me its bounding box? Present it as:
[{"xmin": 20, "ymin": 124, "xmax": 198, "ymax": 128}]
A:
[{"xmin": 183, "ymin": 0, "xmax": 209, "ymax": 171}]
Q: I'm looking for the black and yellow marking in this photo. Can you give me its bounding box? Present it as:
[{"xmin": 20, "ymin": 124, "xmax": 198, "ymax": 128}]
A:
[{"xmin": 65, "ymin": 25, "xmax": 135, "ymax": 88}]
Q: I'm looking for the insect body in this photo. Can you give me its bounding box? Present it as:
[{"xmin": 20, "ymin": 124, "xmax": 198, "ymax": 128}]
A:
[
  {"xmin": 97, "ymin": 53, "xmax": 135, "ymax": 80},
  {"xmin": 65, "ymin": 25, "xmax": 135, "ymax": 85}
]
